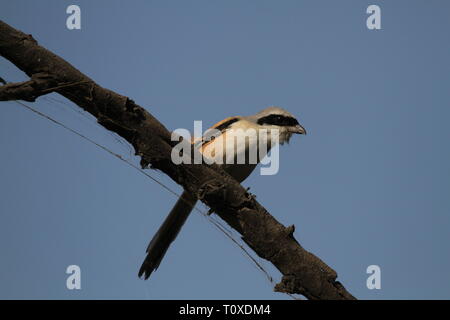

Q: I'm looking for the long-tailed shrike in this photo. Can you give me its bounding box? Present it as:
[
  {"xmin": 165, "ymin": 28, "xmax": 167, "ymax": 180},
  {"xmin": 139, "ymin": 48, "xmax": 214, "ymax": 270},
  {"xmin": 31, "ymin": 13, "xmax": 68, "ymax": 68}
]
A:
[{"xmin": 138, "ymin": 106, "xmax": 306, "ymax": 279}]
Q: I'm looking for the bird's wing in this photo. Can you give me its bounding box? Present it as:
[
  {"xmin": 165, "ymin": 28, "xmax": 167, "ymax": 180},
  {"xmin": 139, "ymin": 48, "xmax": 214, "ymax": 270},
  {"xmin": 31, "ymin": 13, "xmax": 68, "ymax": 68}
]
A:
[{"xmin": 198, "ymin": 116, "xmax": 240, "ymax": 150}]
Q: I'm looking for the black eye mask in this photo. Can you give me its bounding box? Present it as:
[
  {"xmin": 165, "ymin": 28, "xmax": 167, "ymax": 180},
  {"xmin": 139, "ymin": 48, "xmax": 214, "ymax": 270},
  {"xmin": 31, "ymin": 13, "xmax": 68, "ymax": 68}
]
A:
[{"xmin": 257, "ymin": 114, "xmax": 299, "ymax": 127}]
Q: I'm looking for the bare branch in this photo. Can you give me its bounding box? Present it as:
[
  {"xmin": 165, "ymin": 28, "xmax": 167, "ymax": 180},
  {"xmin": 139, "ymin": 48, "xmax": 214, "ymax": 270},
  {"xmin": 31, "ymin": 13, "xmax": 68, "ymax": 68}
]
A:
[
  {"xmin": 0, "ymin": 73, "xmax": 54, "ymax": 101},
  {"xmin": 0, "ymin": 20, "xmax": 355, "ymax": 300}
]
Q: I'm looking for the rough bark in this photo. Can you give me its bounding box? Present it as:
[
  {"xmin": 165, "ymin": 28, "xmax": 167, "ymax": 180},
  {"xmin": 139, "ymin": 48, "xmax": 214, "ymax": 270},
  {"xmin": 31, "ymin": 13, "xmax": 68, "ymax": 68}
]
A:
[{"xmin": 0, "ymin": 20, "xmax": 355, "ymax": 300}]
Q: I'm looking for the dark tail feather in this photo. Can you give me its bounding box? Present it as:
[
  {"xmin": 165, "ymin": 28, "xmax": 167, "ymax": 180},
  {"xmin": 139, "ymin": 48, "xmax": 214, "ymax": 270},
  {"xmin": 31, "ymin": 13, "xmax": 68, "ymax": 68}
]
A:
[{"xmin": 138, "ymin": 190, "xmax": 197, "ymax": 280}]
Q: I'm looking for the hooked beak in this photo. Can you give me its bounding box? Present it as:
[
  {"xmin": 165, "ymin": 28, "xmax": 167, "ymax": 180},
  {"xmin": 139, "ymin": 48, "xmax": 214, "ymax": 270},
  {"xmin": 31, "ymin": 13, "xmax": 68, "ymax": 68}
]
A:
[{"xmin": 290, "ymin": 124, "xmax": 307, "ymax": 135}]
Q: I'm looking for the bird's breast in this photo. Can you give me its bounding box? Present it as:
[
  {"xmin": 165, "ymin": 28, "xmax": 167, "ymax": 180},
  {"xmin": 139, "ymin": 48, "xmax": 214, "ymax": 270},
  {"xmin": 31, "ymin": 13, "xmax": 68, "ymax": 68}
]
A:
[{"xmin": 201, "ymin": 128, "xmax": 272, "ymax": 182}]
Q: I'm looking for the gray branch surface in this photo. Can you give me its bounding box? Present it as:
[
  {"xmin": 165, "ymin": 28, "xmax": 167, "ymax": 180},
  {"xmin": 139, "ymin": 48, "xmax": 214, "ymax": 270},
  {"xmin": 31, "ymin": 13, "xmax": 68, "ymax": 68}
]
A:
[{"xmin": 0, "ymin": 20, "xmax": 355, "ymax": 300}]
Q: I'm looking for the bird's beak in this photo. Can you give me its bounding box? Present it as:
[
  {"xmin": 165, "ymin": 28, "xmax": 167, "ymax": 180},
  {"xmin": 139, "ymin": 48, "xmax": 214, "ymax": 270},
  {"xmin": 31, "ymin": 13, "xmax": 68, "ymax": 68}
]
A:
[{"xmin": 290, "ymin": 124, "xmax": 307, "ymax": 135}]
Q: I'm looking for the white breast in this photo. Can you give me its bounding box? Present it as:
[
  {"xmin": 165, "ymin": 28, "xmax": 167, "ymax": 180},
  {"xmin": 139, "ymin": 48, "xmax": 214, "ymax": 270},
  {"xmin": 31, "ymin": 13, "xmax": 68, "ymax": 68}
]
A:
[{"xmin": 201, "ymin": 121, "xmax": 273, "ymax": 182}]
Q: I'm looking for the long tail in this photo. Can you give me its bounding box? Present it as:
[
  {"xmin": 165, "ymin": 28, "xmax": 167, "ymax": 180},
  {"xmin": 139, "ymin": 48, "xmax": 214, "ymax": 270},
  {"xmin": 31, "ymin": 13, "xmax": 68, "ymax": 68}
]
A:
[{"xmin": 138, "ymin": 190, "xmax": 197, "ymax": 280}]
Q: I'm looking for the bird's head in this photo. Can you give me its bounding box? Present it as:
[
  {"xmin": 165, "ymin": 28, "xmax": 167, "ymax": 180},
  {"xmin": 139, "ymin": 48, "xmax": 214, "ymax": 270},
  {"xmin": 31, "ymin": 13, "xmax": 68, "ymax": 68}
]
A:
[{"xmin": 252, "ymin": 106, "xmax": 306, "ymax": 145}]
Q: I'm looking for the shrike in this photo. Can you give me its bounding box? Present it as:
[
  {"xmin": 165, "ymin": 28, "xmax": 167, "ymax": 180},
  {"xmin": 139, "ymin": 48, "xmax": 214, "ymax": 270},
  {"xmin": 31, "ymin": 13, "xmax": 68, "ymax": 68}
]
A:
[{"xmin": 139, "ymin": 106, "xmax": 306, "ymax": 279}]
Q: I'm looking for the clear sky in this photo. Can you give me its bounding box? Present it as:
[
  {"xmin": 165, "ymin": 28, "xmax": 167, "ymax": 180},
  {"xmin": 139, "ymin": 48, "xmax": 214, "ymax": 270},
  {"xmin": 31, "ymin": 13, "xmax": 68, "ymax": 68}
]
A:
[{"xmin": 1, "ymin": 1, "xmax": 450, "ymax": 299}]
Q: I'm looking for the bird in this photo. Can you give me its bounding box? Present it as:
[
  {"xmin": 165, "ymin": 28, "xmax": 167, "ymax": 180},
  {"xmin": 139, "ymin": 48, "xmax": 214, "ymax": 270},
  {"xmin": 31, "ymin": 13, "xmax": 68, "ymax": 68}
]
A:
[{"xmin": 138, "ymin": 106, "xmax": 306, "ymax": 279}]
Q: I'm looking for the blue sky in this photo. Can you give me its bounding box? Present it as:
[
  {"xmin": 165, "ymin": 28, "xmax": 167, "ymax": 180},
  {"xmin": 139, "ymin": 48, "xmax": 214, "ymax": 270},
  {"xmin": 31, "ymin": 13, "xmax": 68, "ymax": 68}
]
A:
[{"xmin": 1, "ymin": 1, "xmax": 450, "ymax": 299}]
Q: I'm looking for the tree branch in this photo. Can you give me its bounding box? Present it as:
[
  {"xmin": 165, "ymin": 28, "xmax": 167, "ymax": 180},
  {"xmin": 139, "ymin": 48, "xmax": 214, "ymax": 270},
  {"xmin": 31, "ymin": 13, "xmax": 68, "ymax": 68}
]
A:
[{"xmin": 0, "ymin": 20, "xmax": 355, "ymax": 300}]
